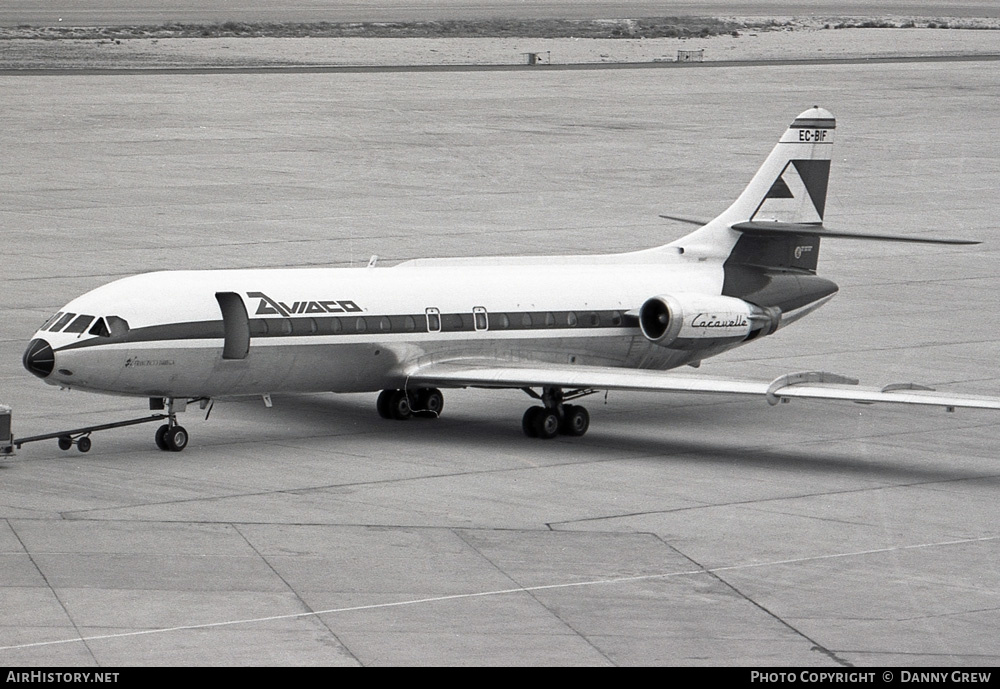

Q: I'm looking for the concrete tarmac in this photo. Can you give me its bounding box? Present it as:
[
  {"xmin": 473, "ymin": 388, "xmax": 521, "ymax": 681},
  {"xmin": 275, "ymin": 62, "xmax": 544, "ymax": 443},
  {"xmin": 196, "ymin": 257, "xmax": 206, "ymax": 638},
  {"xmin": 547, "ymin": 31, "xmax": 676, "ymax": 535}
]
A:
[{"xmin": 1, "ymin": 58, "xmax": 999, "ymax": 666}]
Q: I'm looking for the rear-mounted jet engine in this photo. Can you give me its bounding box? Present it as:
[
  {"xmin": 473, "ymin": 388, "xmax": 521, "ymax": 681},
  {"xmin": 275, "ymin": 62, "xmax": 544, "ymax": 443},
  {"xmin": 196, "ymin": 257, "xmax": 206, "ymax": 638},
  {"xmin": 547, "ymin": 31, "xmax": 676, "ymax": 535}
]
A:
[{"xmin": 638, "ymin": 294, "xmax": 781, "ymax": 348}]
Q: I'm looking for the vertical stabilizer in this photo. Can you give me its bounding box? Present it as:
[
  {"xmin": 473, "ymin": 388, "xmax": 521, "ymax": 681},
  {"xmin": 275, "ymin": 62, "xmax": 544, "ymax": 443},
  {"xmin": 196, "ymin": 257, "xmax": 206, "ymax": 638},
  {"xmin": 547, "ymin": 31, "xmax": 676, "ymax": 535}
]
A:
[
  {"xmin": 726, "ymin": 106, "xmax": 834, "ymax": 225},
  {"xmin": 665, "ymin": 107, "xmax": 836, "ymax": 259}
]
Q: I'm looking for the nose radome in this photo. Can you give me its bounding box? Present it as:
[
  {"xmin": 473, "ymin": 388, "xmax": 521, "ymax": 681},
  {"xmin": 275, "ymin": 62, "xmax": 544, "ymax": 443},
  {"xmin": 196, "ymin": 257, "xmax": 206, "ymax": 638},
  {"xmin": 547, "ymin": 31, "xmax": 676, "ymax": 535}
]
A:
[{"xmin": 23, "ymin": 339, "xmax": 55, "ymax": 379}]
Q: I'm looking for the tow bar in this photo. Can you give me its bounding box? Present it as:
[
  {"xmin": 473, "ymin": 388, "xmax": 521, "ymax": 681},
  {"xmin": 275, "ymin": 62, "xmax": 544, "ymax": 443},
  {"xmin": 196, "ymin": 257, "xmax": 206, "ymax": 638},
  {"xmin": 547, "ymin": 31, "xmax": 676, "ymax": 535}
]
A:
[{"xmin": 1, "ymin": 405, "xmax": 167, "ymax": 455}]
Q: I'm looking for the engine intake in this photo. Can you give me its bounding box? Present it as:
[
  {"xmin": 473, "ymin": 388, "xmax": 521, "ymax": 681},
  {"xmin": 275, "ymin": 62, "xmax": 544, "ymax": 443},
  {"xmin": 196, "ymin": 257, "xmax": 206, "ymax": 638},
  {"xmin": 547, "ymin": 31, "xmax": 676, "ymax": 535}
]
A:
[{"xmin": 638, "ymin": 294, "xmax": 780, "ymax": 347}]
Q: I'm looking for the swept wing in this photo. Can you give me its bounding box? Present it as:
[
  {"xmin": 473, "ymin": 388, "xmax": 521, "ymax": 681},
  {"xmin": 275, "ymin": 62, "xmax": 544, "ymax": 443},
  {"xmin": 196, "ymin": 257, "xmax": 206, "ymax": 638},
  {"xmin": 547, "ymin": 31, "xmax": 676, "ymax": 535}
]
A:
[{"xmin": 407, "ymin": 362, "xmax": 1000, "ymax": 412}]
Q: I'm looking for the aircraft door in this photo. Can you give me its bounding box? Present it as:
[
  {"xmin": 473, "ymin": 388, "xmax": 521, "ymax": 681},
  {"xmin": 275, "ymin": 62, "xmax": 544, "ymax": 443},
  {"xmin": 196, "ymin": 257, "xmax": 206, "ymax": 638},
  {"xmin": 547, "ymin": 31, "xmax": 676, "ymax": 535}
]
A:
[
  {"xmin": 216, "ymin": 292, "xmax": 250, "ymax": 360},
  {"xmin": 425, "ymin": 307, "xmax": 441, "ymax": 333},
  {"xmin": 473, "ymin": 306, "xmax": 488, "ymax": 331}
]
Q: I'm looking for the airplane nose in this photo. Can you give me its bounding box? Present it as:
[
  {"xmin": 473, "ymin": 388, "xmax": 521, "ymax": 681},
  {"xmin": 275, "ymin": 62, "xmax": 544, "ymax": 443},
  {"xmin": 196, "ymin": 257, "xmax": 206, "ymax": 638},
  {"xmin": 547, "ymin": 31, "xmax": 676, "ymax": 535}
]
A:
[{"xmin": 23, "ymin": 339, "xmax": 55, "ymax": 379}]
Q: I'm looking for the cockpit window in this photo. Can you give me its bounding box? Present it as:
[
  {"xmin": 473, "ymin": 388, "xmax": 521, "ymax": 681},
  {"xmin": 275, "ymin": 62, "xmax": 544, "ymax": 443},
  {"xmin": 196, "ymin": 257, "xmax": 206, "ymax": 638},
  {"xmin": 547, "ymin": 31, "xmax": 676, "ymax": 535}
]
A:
[
  {"xmin": 48, "ymin": 313, "xmax": 77, "ymax": 332},
  {"xmin": 89, "ymin": 318, "xmax": 111, "ymax": 337},
  {"xmin": 40, "ymin": 312, "xmax": 64, "ymax": 331},
  {"xmin": 63, "ymin": 315, "xmax": 95, "ymax": 334},
  {"xmin": 105, "ymin": 316, "xmax": 130, "ymax": 337}
]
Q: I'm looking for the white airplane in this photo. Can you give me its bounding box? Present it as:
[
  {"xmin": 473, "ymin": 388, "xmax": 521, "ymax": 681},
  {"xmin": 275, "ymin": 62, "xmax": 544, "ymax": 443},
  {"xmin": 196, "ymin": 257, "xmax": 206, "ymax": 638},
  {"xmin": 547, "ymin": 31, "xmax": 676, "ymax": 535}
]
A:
[{"xmin": 17, "ymin": 107, "xmax": 1000, "ymax": 454}]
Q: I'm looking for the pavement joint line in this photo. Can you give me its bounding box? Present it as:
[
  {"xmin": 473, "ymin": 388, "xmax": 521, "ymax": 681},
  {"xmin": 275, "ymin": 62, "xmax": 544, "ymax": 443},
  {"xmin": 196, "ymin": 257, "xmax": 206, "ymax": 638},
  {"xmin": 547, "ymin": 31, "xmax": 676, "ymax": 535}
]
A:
[
  {"xmin": 549, "ymin": 472, "xmax": 1000, "ymax": 526},
  {"xmin": 1, "ymin": 533, "xmax": 995, "ymax": 653}
]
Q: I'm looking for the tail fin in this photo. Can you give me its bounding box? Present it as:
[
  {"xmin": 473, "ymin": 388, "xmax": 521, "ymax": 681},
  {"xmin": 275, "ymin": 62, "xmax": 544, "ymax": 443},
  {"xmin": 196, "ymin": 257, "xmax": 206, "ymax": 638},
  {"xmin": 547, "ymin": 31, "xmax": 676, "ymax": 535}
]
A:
[
  {"xmin": 665, "ymin": 107, "xmax": 835, "ymax": 259},
  {"xmin": 720, "ymin": 106, "xmax": 834, "ymax": 226},
  {"xmin": 658, "ymin": 107, "xmax": 974, "ymax": 268}
]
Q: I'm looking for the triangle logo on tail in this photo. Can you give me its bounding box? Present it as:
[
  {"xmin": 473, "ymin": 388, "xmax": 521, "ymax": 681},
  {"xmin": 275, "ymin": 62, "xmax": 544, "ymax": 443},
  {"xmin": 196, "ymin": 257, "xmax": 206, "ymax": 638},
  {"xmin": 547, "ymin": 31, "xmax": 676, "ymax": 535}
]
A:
[{"xmin": 752, "ymin": 159, "xmax": 830, "ymax": 224}]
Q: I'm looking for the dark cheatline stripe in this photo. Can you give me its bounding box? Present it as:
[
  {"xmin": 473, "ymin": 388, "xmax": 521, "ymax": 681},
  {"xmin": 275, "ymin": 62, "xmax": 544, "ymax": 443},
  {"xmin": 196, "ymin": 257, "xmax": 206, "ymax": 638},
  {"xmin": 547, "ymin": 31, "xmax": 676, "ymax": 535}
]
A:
[
  {"xmin": 52, "ymin": 309, "xmax": 640, "ymax": 352},
  {"xmin": 790, "ymin": 118, "xmax": 836, "ymax": 129},
  {"xmin": 54, "ymin": 320, "xmax": 224, "ymax": 352}
]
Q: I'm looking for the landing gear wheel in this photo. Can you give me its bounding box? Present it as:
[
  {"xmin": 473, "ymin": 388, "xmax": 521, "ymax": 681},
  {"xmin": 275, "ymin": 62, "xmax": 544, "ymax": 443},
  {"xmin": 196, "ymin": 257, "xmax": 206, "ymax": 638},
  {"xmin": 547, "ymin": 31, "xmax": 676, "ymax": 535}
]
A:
[
  {"xmin": 77, "ymin": 436, "xmax": 92, "ymax": 453},
  {"xmin": 522, "ymin": 407, "xmax": 542, "ymax": 438},
  {"xmin": 165, "ymin": 426, "xmax": 188, "ymax": 452},
  {"xmin": 376, "ymin": 390, "xmax": 394, "ymax": 419},
  {"xmin": 154, "ymin": 424, "xmax": 171, "ymax": 451},
  {"xmin": 389, "ymin": 390, "xmax": 412, "ymax": 420},
  {"xmin": 534, "ymin": 409, "xmax": 561, "ymax": 440},
  {"xmin": 413, "ymin": 388, "xmax": 444, "ymax": 418},
  {"xmin": 57, "ymin": 435, "xmax": 72, "ymax": 451},
  {"xmin": 561, "ymin": 405, "xmax": 590, "ymax": 437}
]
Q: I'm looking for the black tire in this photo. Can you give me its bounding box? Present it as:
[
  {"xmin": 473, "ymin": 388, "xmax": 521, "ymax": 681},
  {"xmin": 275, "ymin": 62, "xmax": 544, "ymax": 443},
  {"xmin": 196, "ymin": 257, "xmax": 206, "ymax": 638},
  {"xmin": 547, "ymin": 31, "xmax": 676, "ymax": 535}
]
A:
[
  {"xmin": 562, "ymin": 405, "xmax": 590, "ymax": 437},
  {"xmin": 414, "ymin": 388, "xmax": 444, "ymax": 418},
  {"xmin": 376, "ymin": 390, "xmax": 394, "ymax": 419},
  {"xmin": 534, "ymin": 409, "xmax": 560, "ymax": 440},
  {"xmin": 522, "ymin": 407, "xmax": 541, "ymax": 437},
  {"xmin": 57, "ymin": 435, "xmax": 72, "ymax": 451},
  {"xmin": 77, "ymin": 436, "xmax": 92, "ymax": 453},
  {"xmin": 166, "ymin": 426, "xmax": 188, "ymax": 452},
  {"xmin": 389, "ymin": 390, "xmax": 412, "ymax": 420},
  {"xmin": 155, "ymin": 424, "xmax": 171, "ymax": 450}
]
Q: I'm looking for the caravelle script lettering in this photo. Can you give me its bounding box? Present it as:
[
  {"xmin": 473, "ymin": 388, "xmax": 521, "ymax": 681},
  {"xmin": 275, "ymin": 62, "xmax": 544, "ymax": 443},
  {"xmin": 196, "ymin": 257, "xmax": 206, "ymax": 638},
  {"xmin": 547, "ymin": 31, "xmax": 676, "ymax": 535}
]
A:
[{"xmin": 690, "ymin": 313, "xmax": 749, "ymax": 329}]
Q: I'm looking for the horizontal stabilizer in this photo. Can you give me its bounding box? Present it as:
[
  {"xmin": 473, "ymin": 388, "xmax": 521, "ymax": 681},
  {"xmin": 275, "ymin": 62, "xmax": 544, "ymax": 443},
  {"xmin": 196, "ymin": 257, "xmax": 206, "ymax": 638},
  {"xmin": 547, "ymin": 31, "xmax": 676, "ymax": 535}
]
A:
[
  {"xmin": 658, "ymin": 214, "xmax": 709, "ymax": 227},
  {"xmin": 731, "ymin": 221, "xmax": 980, "ymax": 245}
]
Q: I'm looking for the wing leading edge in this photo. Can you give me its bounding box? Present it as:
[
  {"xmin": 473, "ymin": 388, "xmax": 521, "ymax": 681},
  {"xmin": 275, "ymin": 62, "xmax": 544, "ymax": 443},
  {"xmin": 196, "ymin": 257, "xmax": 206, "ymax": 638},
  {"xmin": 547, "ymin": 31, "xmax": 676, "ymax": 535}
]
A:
[{"xmin": 406, "ymin": 362, "xmax": 1000, "ymax": 412}]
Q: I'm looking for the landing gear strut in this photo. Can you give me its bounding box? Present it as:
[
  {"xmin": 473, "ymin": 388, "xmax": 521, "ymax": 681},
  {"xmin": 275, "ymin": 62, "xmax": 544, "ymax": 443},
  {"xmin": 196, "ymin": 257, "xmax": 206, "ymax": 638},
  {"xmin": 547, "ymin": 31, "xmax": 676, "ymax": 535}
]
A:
[
  {"xmin": 153, "ymin": 397, "xmax": 189, "ymax": 452},
  {"xmin": 377, "ymin": 387, "xmax": 444, "ymax": 421},
  {"xmin": 521, "ymin": 386, "xmax": 592, "ymax": 440}
]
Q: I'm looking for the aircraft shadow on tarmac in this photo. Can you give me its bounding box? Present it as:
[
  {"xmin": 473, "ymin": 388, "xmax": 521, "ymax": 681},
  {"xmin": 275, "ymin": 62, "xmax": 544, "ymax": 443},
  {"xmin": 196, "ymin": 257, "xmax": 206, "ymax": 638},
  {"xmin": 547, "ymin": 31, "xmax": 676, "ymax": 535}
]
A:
[{"xmin": 203, "ymin": 393, "xmax": 1000, "ymax": 486}]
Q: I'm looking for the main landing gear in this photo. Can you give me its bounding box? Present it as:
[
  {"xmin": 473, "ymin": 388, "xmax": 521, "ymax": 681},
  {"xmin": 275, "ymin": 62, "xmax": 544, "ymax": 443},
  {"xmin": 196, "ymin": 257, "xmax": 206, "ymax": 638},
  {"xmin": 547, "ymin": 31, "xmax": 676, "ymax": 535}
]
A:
[
  {"xmin": 374, "ymin": 386, "xmax": 592, "ymax": 439},
  {"xmin": 376, "ymin": 387, "xmax": 444, "ymax": 420},
  {"xmin": 521, "ymin": 386, "xmax": 592, "ymax": 440}
]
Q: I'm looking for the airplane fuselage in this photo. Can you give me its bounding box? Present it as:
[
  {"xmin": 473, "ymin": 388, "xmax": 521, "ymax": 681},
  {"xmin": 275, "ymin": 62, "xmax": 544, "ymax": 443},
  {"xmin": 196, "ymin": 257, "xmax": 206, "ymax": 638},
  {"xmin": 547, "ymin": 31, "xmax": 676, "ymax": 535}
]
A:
[{"xmin": 27, "ymin": 255, "xmax": 764, "ymax": 399}]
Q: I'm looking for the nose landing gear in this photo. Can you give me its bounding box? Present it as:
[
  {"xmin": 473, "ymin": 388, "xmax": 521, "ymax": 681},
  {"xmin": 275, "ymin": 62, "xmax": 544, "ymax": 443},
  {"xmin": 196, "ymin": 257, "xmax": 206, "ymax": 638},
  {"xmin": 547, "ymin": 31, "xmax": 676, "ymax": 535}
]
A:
[
  {"xmin": 152, "ymin": 398, "xmax": 191, "ymax": 452},
  {"xmin": 154, "ymin": 423, "xmax": 188, "ymax": 452}
]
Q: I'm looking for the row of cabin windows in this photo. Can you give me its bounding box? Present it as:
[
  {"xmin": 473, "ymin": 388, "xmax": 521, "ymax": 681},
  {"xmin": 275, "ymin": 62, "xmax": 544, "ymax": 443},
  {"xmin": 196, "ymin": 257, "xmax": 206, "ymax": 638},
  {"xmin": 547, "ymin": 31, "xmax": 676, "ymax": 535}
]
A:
[
  {"xmin": 250, "ymin": 310, "xmax": 627, "ymax": 337},
  {"xmin": 39, "ymin": 308, "xmax": 625, "ymax": 340}
]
